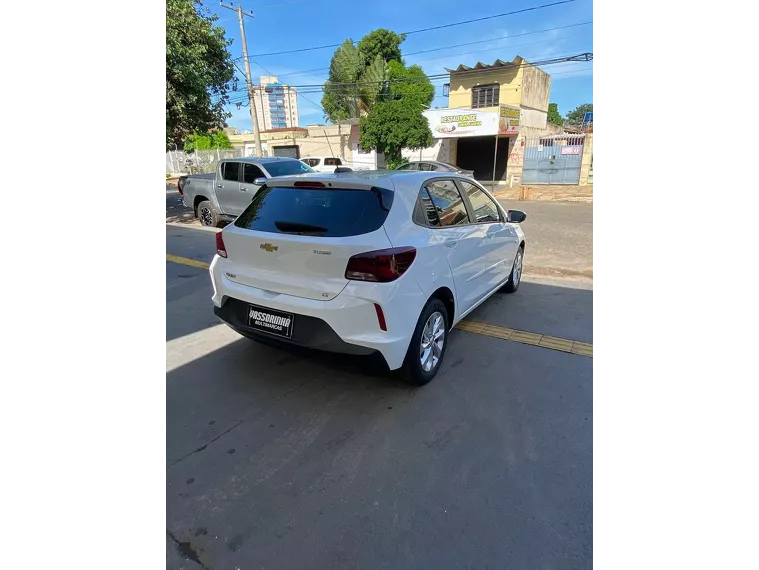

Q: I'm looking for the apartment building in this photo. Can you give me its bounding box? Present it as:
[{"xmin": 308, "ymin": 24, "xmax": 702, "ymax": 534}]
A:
[{"xmin": 250, "ymin": 75, "xmax": 299, "ymax": 130}]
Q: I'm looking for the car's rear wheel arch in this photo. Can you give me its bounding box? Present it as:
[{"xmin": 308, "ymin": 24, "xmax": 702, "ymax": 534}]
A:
[
  {"xmin": 193, "ymin": 195, "xmax": 209, "ymax": 215},
  {"xmin": 430, "ymin": 286, "xmax": 455, "ymax": 330}
]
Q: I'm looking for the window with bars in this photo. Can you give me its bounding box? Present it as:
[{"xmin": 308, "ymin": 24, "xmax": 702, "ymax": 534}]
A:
[{"xmin": 471, "ymin": 84, "xmax": 500, "ymax": 108}]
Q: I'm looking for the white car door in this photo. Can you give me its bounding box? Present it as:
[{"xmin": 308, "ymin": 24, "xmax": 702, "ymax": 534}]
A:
[
  {"xmin": 422, "ymin": 179, "xmax": 493, "ymax": 315},
  {"xmin": 457, "ymin": 179, "xmax": 519, "ymax": 286}
]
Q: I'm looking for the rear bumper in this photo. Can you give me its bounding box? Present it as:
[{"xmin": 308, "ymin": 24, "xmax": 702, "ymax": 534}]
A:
[
  {"xmin": 209, "ymin": 255, "xmax": 426, "ymax": 370},
  {"xmin": 214, "ymin": 299, "xmax": 378, "ymax": 357}
]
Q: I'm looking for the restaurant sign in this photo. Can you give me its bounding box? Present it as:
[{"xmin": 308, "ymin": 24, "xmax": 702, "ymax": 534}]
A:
[
  {"xmin": 498, "ymin": 104, "xmax": 522, "ymax": 135},
  {"xmin": 423, "ymin": 108, "xmax": 498, "ymax": 138}
]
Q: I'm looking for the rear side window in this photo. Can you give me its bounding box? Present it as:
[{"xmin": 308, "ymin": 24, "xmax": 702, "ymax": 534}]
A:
[
  {"xmin": 324, "ymin": 158, "xmax": 342, "ymax": 166},
  {"xmin": 413, "ymin": 189, "xmax": 441, "ymax": 227},
  {"xmin": 234, "ymin": 186, "xmax": 395, "ymax": 237},
  {"xmin": 222, "ymin": 162, "xmax": 240, "ymax": 181},
  {"xmin": 424, "ymin": 180, "xmax": 470, "ymax": 226}
]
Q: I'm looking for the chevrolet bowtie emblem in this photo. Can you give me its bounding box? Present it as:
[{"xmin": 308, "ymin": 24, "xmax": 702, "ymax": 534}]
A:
[{"xmin": 260, "ymin": 243, "xmax": 278, "ymax": 252}]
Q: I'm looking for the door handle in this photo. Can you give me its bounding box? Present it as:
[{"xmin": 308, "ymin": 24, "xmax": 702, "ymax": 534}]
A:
[
  {"xmin": 216, "ymin": 184, "xmax": 223, "ymax": 189},
  {"xmin": 444, "ymin": 238, "xmax": 458, "ymax": 249},
  {"xmin": 240, "ymin": 187, "xmax": 247, "ymax": 191}
]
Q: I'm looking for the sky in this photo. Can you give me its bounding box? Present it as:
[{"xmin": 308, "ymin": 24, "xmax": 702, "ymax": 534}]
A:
[{"xmin": 211, "ymin": 0, "xmax": 593, "ymax": 131}]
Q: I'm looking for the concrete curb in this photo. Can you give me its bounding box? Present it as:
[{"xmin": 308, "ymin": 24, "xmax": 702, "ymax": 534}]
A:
[
  {"xmin": 166, "ymin": 221, "xmax": 220, "ymax": 232},
  {"xmin": 491, "ymin": 184, "xmax": 593, "ymax": 203}
]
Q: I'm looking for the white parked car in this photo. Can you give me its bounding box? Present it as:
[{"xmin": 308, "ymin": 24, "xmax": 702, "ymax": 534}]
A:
[
  {"xmin": 300, "ymin": 156, "xmax": 347, "ymax": 173},
  {"xmin": 210, "ymin": 170, "xmax": 526, "ymax": 385}
]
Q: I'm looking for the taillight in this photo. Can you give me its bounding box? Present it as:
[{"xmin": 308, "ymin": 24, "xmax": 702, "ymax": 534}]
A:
[
  {"xmin": 177, "ymin": 179, "xmax": 184, "ymax": 196},
  {"xmin": 216, "ymin": 232, "xmax": 227, "ymax": 258},
  {"xmin": 345, "ymin": 247, "xmax": 416, "ymax": 283}
]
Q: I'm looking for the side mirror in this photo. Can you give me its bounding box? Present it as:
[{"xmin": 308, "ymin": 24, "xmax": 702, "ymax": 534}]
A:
[
  {"xmin": 254, "ymin": 177, "xmax": 267, "ymax": 186},
  {"xmin": 507, "ymin": 210, "xmax": 527, "ymax": 223}
]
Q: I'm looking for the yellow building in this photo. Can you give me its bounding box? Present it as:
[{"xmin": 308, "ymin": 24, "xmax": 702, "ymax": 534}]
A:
[{"xmin": 442, "ymin": 55, "xmax": 557, "ymax": 184}]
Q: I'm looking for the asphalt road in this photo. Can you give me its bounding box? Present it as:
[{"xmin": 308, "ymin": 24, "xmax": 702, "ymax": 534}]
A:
[
  {"xmin": 166, "ymin": 184, "xmax": 593, "ymax": 280},
  {"xmin": 166, "ymin": 225, "xmax": 593, "ymax": 569}
]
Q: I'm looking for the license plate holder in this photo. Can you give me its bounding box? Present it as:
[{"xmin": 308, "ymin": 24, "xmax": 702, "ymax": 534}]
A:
[{"xmin": 247, "ymin": 304, "xmax": 294, "ymax": 339}]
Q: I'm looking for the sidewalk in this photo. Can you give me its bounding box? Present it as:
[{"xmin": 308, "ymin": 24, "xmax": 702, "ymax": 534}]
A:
[{"xmin": 489, "ymin": 184, "xmax": 593, "ymax": 203}]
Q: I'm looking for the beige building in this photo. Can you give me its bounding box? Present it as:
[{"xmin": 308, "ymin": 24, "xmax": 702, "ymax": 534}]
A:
[
  {"xmin": 407, "ymin": 55, "xmax": 592, "ymax": 185},
  {"xmin": 250, "ymin": 76, "xmax": 299, "ymax": 130},
  {"xmin": 229, "ymin": 121, "xmax": 386, "ymax": 169}
]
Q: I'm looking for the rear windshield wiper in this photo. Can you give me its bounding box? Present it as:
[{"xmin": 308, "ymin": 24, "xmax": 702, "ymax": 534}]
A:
[{"xmin": 274, "ymin": 221, "xmax": 328, "ymax": 235}]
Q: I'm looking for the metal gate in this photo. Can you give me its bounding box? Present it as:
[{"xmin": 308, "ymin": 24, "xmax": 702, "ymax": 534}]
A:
[
  {"xmin": 521, "ymin": 134, "xmax": 585, "ymax": 184},
  {"xmin": 272, "ymin": 145, "xmax": 300, "ymax": 159}
]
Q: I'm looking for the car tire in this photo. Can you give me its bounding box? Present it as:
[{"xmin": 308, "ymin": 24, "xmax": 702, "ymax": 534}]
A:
[
  {"xmin": 197, "ymin": 201, "xmax": 221, "ymax": 227},
  {"xmin": 502, "ymin": 246, "xmax": 524, "ymax": 294},
  {"xmin": 401, "ymin": 297, "xmax": 449, "ymax": 386}
]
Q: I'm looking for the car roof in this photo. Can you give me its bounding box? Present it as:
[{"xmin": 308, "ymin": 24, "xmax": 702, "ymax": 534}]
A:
[
  {"xmin": 268, "ymin": 169, "xmax": 476, "ymax": 189},
  {"xmin": 227, "ymin": 156, "xmax": 301, "ymax": 164},
  {"xmin": 406, "ymin": 160, "xmax": 453, "ymax": 167}
]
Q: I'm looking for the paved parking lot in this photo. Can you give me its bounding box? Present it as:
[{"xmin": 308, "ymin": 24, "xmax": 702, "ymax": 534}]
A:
[{"xmin": 166, "ymin": 224, "xmax": 593, "ymax": 569}]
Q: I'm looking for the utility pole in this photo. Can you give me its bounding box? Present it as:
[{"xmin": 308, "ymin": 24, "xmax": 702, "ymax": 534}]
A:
[{"xmin": 220, "ymin": 2, "xmax": 263, "ymax": 157}]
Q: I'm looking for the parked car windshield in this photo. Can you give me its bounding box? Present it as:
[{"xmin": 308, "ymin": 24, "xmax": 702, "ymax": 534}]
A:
[{"xmin": 264, "ymin": 160, "xmax": 315, "ymax": 177}]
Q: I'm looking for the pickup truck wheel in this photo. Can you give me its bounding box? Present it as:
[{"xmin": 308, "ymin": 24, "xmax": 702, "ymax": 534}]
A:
[{"xmin": 197, "ymin": 201, "xmax": 221, "ymax": 227}]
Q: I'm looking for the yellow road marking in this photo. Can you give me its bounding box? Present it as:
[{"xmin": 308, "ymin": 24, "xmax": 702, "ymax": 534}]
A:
[
  {"xmin": 166, "ymin": 253, "xmax": 592, "ymax": 358},
  {"xmin": 456, "ymin": 321, "xmax": 592, "ymax": 357},
  {"xmin": 166, "ymin": 254, "xmax": 210, "ymax": 270}
]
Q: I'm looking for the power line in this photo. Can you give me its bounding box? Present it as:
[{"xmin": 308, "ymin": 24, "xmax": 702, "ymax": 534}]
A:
[
  {"xmin": 404, "ymin": 21, "xmax": 592, "ymax": 57},
  {"xmin": 225, "ymin": 53, "xmax": 592, "ymax": 100},
  {"xmin": 224, "ymin": 53, "xmax": 592, "ymax": 102},
  {"xmin": 246, "ymin": 0, "xmax": 577, "ymax": 57},
  {"xmin": 261, "ymin": 22, "xmax": 592, "ymax": 82},
  {"xmin": 404, "ymin": 0, "xmax": 575, "ymax": 36}
]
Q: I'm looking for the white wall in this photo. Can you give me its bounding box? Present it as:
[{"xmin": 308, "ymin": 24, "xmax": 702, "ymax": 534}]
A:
[
  {"xmin": 520, "ymin": 108, "xmax": 548, "ymax": 129},
  {"xmin": 401, "ymin": 139, "xmax": 455, "ymax": 163},
  {"xmin": 350, "ymin": 143, "xmax": 384, "ymax": 170},
  {"xmin": 243, "ymin": 142, "xmax": 269, "ymax": 157}
]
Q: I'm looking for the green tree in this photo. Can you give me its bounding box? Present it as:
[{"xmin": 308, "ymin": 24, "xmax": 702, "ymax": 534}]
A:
[
  {"xmin": 211, "ymin": 130, "xmax": 233, "ymax": 149},
  {"xmin": 547, "ymin": 103, "xmax": 563, "ymax": 126},
  {"xmin": 166, "ymin": 0, "xmax": 236, "ymax": 148},
  {"xmin": 387, "ymin": 61, "xmax": 434, "ymax": 107},
  {"xmin": 322, "ymin": 39, "xmax": 368, "ymax": 121},
  {"xmin": 184, "ymin": 130, "xmax": 234, "ymax": 151},
  {"xmin": 565, "ymin": 103, "xmax": 593, "ymax": 125},
  {"xmin": 357, "ymin": 29, "xmax": 405, "ymax": 67},
  {"xmin": 360, "ymin": 99, "xmax": 432, "ymax": 168},
  {"xmin": 321, "ymin": 29, "xmax": 407, "ymax": 122}
]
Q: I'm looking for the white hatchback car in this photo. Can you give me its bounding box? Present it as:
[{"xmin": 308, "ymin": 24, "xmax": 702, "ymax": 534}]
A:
[{"xmin": 210, "ymin": 171, "xmax": 526, "ymax": 385}]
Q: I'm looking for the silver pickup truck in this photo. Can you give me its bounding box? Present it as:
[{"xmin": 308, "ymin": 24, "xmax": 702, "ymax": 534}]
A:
[{"xmin": 178, "ymin": 156, "xmax": 314, "ymax": 227}]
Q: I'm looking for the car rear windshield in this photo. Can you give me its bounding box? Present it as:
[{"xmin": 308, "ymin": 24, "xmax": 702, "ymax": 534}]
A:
[
  {"xmin": 234, "ymin": 186, "xmax": 395, "ymax": 237},
  {"xmin": 264, "ymin": 160, "xmax": 314, "ymax": 177}
]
